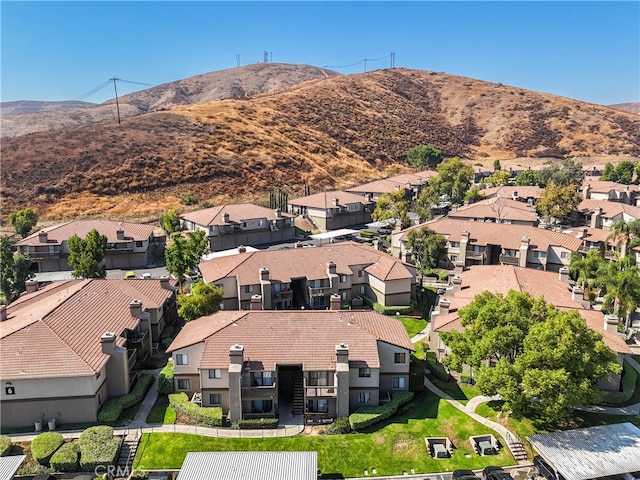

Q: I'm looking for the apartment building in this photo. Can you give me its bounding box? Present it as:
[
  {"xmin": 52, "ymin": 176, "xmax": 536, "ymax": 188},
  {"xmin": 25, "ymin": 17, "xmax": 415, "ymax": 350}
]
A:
[
  {"xmin": 198, "ymin": 242, "xmax": 416, "ymax": 310},
  {"xmin": 345, "ymin": 170, "xmax": 437, "ymax": 201},
  {"xmin": 288, "ymin": 190, "xmax": 374, "ymax": 231},
  {"xmin": 14, "ymin": 220, "xmax": 163, "ymax": 273},
  {"xmin": 0, "ymin": 278, "xmax": 177, "ymax": 428},
  {"xmin": 447, "ymin": 196, "xmax": 539, "ymax": 226},
  {"xmin": 180, "ymin": 204, "xmax": 296, "ymax": 251},
  {"xmin": 167, "ymin": 310, "xmax": 413, "ymax": 424}
]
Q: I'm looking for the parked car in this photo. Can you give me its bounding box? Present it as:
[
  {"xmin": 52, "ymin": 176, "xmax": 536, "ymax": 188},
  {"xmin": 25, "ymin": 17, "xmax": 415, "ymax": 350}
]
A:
[
  {"xmin": 482, "ymin": 466, "xmax": 514, "ymax": 480},
  {"xmin": 534, "ymin": 455, "xmax": 564, "ymax": 480},
  {"xmin": 124, "ymin": 271, "xmax": 136, "ymax": 279},
  {"xmin": 140, "ymin": 273, "xmax": 152, "ymax": 279},
  {"xmin": 453, "ymin": 470, "xmax": 481, "ymax": 480}
]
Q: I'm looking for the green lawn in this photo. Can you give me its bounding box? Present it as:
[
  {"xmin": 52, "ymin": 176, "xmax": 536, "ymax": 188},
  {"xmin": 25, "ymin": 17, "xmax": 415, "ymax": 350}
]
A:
[
  {"xmin": 400, "ymin": 316, "xmax": 428, "ymax": 338},
  {"xmin": 134, "ymin": 391, "xmax": 514, "ymax": 478},
  {"xmin": 146, "ymin": 395, "xmax": 177, "ymax": 424}
]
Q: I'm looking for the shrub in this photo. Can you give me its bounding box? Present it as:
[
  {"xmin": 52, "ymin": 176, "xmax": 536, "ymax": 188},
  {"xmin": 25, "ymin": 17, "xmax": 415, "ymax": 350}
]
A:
[
  {"xmin": 231, "ymin": 418, "xmax": 279, "ymax": 430},
  {"xmin": 158, "ymin": 359, "xmax": 174, "ymax": 395},
  {"xmin": 348, "ymin": 391, "xmax": 414, "ymax": 431},
  {"xmin": 0, "ymin": 435, "xmax": 11, "ymax": 456},
  {"xmin": 50, "ymin": 442, "xmax": 79, "ymax": 472},
  {"xmin": 78, "ymin": 426, "xmax": 121, "ymax": 472},
  {"xmin": 97, "ymin": 373, "xmax": 155, "ymax": 422},
  {"xmin": 362, "ymin": 295, "xmax": 414, "ymax": 315},
  {"xmin": 460, "ymin": 374, "xmax": 475, "ymax": 385},
  {"xmin": 168, "ymin": 393, "xmax": 223, "ymax": 427},
  {"xmin": 601, "ymin": 361, "xmax": 638, "ymax": 405},
  {"xmin": 326, "ymin": 417, "xmax": 352, "ymax": 435},
  {"xmin": 32, "ymin": 431, "xmax": 64, "ymax": 466}
]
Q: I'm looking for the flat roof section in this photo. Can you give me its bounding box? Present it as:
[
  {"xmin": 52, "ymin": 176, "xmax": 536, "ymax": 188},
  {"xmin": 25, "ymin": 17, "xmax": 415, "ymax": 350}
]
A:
[
  {"xmin": 527, "ymin": 422, "xmax": 640, "ymax": 480},
  {"xmin": 310, "ymin": 228, "xmax": 359, "ymax": 240}
]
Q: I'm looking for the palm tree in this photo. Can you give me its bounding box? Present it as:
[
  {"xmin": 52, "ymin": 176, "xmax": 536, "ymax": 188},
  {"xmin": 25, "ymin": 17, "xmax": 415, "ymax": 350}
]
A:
[
  {"xmin": 606, "ymin": 219, "xmax": 640, "ymax": 258},
  {"xmin": 596, "ymin": 257, "xmax": 640, "ymax": 329},
  {"xmin": 569, "ymin": 250, "xmax": 605, "ymax": 301}
]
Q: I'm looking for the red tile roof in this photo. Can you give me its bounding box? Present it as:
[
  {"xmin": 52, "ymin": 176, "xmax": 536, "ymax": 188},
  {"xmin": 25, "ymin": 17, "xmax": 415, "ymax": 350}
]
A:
[
  {"xmin": 169, "ymin": 310, "xmax": 414, "ymax": 371},
  {"xmin": 289, "ymin": 191, "xmax": 373, "ymax": 209},
  {"xmin": 479, "ymin": 185, "xmax": 543, "ymax": 199},
  {"xmin": 15, "ymin": 220, "xmax": 156, "ymax": 246},
  {"xmin": 346, "ymin": 170, "xmax": 436, "ymax": 194},
  {"xmin": 181, "ymin": 203, "xmax": 294, "ymax": 227},
  {"xmin": 578, "ymin": 199, "xmax": 640, "ymax": 220},
  {"xmin": 448, "ymin": 197, "xmax": 538, "ymax": 223}
]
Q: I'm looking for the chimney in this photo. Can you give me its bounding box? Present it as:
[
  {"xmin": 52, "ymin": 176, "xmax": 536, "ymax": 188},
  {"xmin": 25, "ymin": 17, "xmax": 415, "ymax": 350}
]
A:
[
  {"xmin": 519, "ymin": 236, "xmax": 530, "ymax": 268},
  {"xmin": 453, "ymin": 261, "xmax": 465, "ymax": 274},
  {"xmin": 335, "ymin": 343, "xmax": 350, "ymax": 417},
  {"xmin": 438, "ymin": 298, "xmax": 450, "ymax": 315},
  {"xmin": 333, "ymin": 198, "xmax": 340, "ymax": 207},
  {"xmin": 275, "ymin": 208, "xmax": 282, "ymax": 218},
  {"xmin": 582, "ymin": 183, "xmax": 591, "ymax": 199},
  {"xmin": 251, "ymin": 294, "xmax": 262, "ymax": 310},
  {"xmin": 330, "ymin": 293, "xmax": 341, "ymax": 310},
  {"xmin": 451, "ymin": 276, "xmax": 463, "ymax": 292},
  {"xmin": 512, "ymin": 191, "xmax": 518, "ymax": 201},
  {"xmin": 116, "ymin": 228, "xmax": 125, "ymax": 240},
  {"xmin": 402, "ymin": 250, "xmax": 412, "ymax": 263},
  {"xmin": 160, "ymin": 275, "xmax": 177, "ymax": 292},
  {"xmin": 365, "ymin": 193, "xmax": 373, "ymax": 202},
  {"xmin": 558, "ymin": 267, "xmax": 570, "ymax": 283},
  {"xmin": 590, "ymin": 207, "xmax": 601, "ymax": 229},
  {"xmin": 373, "ymin": 239, "xmax": 385, "ymax": 251},
  {"xmin": 327, "ymin": 261, "xmax": 337, "ymax": 276},
  {"xmin": 129, "ymin": 299, "xmax": 149, "ymax": 320},
  {"xmin": 0, "ymin": 305, "xmax": 7, "ymax": 322},
  {"xmin": 572, "ymin": 285, "xmax": 584, "ymax": 302},
  {"xmin": 576, "ymin": 227, "xmax": 588, "ymax": 239},
  {"xmin": 100, "ymin": 332, "xmax": 117, "ymax": 355},
  {"xmin": 603, "ymin": 314, "xmax": 619, "ymax": 333},
  {"xmin": 406, "ymin": 181, "xmax": 412, "ymax": 190},
  {"xmin": 395, "ymin": 184, "xmax": 401, "ymax": 191},
  {"xmin": 228, "ymin": 344, "xmax": 244, "ymax": 423},
  {"xmin": 223, "ymin": 212, "xmax": 230, "ymax": 223},
  {"xmin": 25, "ymin": 279, "xmax": 39, "ymax": 294},
  {"xmin": 295, "ymin": 241, "xmax": 303, "ymax": 249},
  {"xmin": 38, "ymin": 231, "xmax": 48, "ymax": 243},
  {"xmin": 259, "ymin": 267, "xmax": 270, "ymax": 282},
  {"xmin": 238, "ymin": 245, "xmax": 246, "ymax": 253}
]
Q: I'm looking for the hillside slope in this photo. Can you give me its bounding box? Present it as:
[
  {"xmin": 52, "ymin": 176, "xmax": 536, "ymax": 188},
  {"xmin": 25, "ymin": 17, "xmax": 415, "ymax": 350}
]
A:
[{"xmin": 2, "ymin": 67, "xmax": 639, "ymax": 220}]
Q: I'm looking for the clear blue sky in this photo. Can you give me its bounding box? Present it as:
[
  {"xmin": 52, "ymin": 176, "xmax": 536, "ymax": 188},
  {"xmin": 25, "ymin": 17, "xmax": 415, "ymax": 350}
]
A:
[{"xmin": 2, "ymin": 1, "xmax": 639, "ymax": 106}]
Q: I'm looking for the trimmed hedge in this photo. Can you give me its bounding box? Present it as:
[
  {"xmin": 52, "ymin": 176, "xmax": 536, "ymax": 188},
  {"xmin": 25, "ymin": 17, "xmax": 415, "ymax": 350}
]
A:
[
  {"xmin": 232, "ymin": 418, "xmax": 279, "ymax": 430},
  {"xmin": 349, "ymin": 391, "xmax": 414, "ymax": 431},
  {"xmin": 158, "ymin": 359, "xmax": 174, "ymax": 395},
  {"xmin": 0, "ymin": 435, "xmax": 10, "ymax": 456},
  {"xmin": 362, "ymin": 295, "xmax": 413, "ymax": 316},
  {"xmin": 601, "ymin": 361, "xmax": 638, "ymax": 405},
  {"xmin": 78, "ymin": 426, "xmax": 121, "ymax": 472},
  {"xmin": 168, "ymin": 392, "xmax": 223, "ymax": 427},
  {"xmin": 326, "ymin": 417, "xmax": 352, "ymax": 435},
  {"xmin": 32, "ymin": 431, "xmax": 64, "ymax": 466},
  {"xmin": 98, "ymin": 373, "xmax": 155, "ymax": 422},
  {"xmin": 50, "ymin": 442, "xmax": 79, "ymax": 472}
]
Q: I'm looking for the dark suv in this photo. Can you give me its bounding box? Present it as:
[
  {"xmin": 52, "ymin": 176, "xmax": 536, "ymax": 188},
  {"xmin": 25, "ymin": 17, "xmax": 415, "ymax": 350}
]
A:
[
  {"xmin": 482, "ymin": 466, "xmax": 514, "ymax": 480},
  {"xmin": 453, "ymin": 470, "xmax": 481, "ymax": 480},
  {"xmin": 534, "ymin": 455, "xmax": 565, "ymax": 480}
]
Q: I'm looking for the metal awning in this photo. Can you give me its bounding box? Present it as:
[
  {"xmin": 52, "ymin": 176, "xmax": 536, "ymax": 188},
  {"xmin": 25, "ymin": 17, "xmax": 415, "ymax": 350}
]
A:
[
  {"xmin": 310, "ymin": 228, "xmax": 358, "ymax": 240},
  {"xmin": 527, "ymin": 422, "xmax": 640, "ymax": 480}
]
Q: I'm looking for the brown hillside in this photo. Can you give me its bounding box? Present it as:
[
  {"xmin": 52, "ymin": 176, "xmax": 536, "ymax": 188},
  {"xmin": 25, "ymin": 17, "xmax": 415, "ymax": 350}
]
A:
[{"xmin": 2, "ymin": 68, "xmax": 639, "ymax": 220}]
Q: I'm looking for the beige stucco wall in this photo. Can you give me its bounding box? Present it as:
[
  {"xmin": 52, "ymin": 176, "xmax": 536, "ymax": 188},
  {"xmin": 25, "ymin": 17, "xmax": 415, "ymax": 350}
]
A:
[
  {"xmin": 200, "ymin": 369, "xmax": 231, "ymax": 389},
  {"xmin": 349, "ymin": 367, "xmax": 380, "ymax": 388}
]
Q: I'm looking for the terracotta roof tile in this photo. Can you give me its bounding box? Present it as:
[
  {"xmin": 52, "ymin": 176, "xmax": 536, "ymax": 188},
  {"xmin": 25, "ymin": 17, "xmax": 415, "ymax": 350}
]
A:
[
  {"xmin": 289, "ymin": 191, "xmax": 373, "ymax": 209},
  {"xmin": 16, "ymin": 220, "xmax": 156, "ymax": 246},
  {"xmin": 448, "ymin": 197, "xmax": 538, "ymax": 223},
  {"xmin": 346, "ymin": 170, "xmax": 436, "ymax": 194},
  {"xmin": 181, "ymin": 203, "xmax": 294, "ymax": 227},
  {"xmin": 578, "ymin": 199, "xmax": 640, "ymax": 220},
  {"xmin": 479, "ymin": 185, "xmax": 543, "ymax": 199}
]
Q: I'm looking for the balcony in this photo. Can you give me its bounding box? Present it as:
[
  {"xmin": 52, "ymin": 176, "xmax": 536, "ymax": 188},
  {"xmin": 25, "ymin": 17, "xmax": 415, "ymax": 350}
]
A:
[
  {"xmin": 465, "ymin": 250, "xmax": 486, "ymax": 261},
  {"xmin": 127, "ymin": 349, "xmax": 137, "ymax": 371},
  {"xmin": 26, "ymin": 249, "xmax": 61, "ymax": 259},
  {"xmin": 126, "ymin": 329, "xmax": 149, "ymax": 346},
  {"xmin": 273, "ymin": 290, "xmax": 293, "ymax": 300},
  {"xmin": 499, "ymin": 255, "xmax": 519, "ymax": 266},
  {"xmin": 308, "ymin": 286, "xmax": 332, "ymax": 297},
  {"xmin": 305, "ymin": 386, "xmax": 337, "ymax": 397},
  {"xmin": 241, "ymin": 383, "xmax": 277, "ymax": 399}
]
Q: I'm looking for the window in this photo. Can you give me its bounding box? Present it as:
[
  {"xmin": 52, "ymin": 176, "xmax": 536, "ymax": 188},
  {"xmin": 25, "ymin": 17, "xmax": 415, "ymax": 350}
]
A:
[
  {"xmin": 175, "ymin": 354, "xmax": 188, "ymax": 365},
  {"xmin": 245, "ymin": 285, "xmax": 254, "ymax": 294},
  {"xmin": 98, "ymin": 392, "xmax": 103, "ymax": 405},
  {"xmin": 359, "ymin": 368, "xmax": 371, "ymax": 378},
  {"xmin": 209, "ymin": 393, "xmax": 222, "ymax": 405},
  {"xmin": 449, "ymin": 241, "xmax": 460, "ymax": 248},
  {"xmin": 359, "ymin": 392, "xmax": 371, "ymax": 404},
  {"xmin": 209, "ymin": 369, "xmax": 222, "ymax": 379},
  {"xmin": 533, "ymin": 251, "xmax": 546, "ymax": 259},
  {"xmin": 392, "ymin": 377, "xmax": 406, "ymax": 389},
  {"xmin": 214, "ymin": 283, "xmax": 223, "ymax": 290},
  {"xmin": 308, "ymin": 371, "xmax": 331, "ymax": 386},
  {"xmin": 308, "ymin": 399, "xmax": 328, "ymax": 413},
  {"xmin": 177, "ymin": 378, "xmax": 190, "ymax": 390},
  {"xmin": 251, "ymin": 371, "xmax": 273, "ymax": 386},
  {"xmin": 340, "ymin": 275, "xmax": 347, "ymax": 283},
  {"xmin": 561, "ymin": 251, "xmax": 569, "ymax": 259},
  {"xmin": 357, "ymin": 270, "xmax": 364, "ymax": 278},
  {"xmin": 394, "ymin": 353, "xmax": 406, "ymax": 363},
  {"xmin": 450, "ymin": 255, "xmax": 458, "ymax": 262},
  {"xmin": 135, "ymin": 241, "xmax": 143, "ymax": 247},
  {"xmin": 359, "ymin": 285, "xmax": 366, "ymax": 295},
  {"xmin": 251, "ymin": 400, "xmax": 273, "ymax": 413},
  {"xmin": 341, "ymin": 291, "xmax": 348, "ymax": 301},
  {"xmin": 241, "ymin": 302, "xmax": 251, "ymax": 310}
]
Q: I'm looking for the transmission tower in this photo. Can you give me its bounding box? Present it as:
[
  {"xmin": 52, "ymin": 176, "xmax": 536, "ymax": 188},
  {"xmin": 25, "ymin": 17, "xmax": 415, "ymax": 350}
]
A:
[
  {"xmin": 263, "ymin": 51, "xmax": 268, "ymax": 63},
  {"xmin": 390, "ymin": 52, "xmax": 395, "ymax": 68},
  {"xmin": 236, "ymin": 54, "xmax": 240, "ymax": 67},
  {"xmin": 110, "ymin": 77, "xmax": 121, "ymax": 125}
]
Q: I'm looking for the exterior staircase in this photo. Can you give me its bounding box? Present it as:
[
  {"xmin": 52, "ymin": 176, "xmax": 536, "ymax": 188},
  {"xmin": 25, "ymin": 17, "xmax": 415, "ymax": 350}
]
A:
[
  {"xmin": 116, "ymin": 430, "xmax": 140, "ymax": 477},
  {"xmin": 292, "ymin": 369, "xmax": 305, "ymax": 416},
  {"xmin": 506, "ymin": 432, "xmax": 528, "ymax": 462}
]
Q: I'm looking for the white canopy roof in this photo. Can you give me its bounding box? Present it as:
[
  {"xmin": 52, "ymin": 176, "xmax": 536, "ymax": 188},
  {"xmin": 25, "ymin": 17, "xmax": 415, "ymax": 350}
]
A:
[{"xmin": 310, "ymin": 228, "xmax": 358, "ymax": 240}]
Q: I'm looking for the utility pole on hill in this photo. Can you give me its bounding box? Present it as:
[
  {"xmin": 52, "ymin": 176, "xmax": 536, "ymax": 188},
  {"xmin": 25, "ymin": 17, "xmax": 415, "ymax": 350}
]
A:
[{"xmin": 110, "ymin": 77, "xmax": 121, "ymax": 125}]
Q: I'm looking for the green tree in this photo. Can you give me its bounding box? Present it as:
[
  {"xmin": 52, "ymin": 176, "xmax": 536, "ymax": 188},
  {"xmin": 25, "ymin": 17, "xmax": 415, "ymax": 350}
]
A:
[
  {"xmin": 569, "ymin": 250, "xmax": 605, "ymax": 302},
  {"xmin": 493, "ymin": 160, "xmax": 502, "ymax": 172},
  {"xmin": 600, "ymin": 162, "xmax": 616, "ymax": 182},
  {"xmin": 514, "ymin": 170, "xmax": 539, "ymax": 186},
  {"xmin": 537, "ymin": 183, "xmax": 581, "ymax": 224},
  {"xmin": 426, "ymin": 157, "xmax": 474, "ymax": 204},
  {"xmin": 606, "ymin": 219, "xmax": 640, "ymax": 257},
  {"xmin": 177, "ymin": 280, "xmax": 223, "ymax": 321},
  {"xmin": 483, "ymin": 170, "xmax": 511, "ymax": 187},
  {"xmin": 441, "ymin": 290, "xmax": 620, "ymax": 424},
  {"xmin": 67, "ymin": 229, "xmax": 108, "ymax": 278},
  {"xmin": 161, "ymin": 209, "xmax": 182, "ymax": 235},
  {"xmin": 165, "ymin": 230, "xmax": 209, "ymax": 286},
  {"xmin": 406, "ymin": 226, "xmax": 447, "ymax": 273},
  {"xmin": 9, "ymin": 208, "xmax": 38, "ymax": 238},
  {"xmin": 371, "ymin": 190, "xmax": 410, "ymax": 228},
  {"xmin": 538, "ymin": 158, "xmax": 584, "ymax": 188},
  {"xmin": 464, "ymin": 186, "xmax": 485, "ymax": 203},
  {"xmin": 0, "ymin": 235, "xmax": 33, "ymax": 304},
  {"xmin": 406, "ymin": 145, "xmax": 443, "ymax": 170},
  {"xmin": 613, "ymin": 161, "xmax": 636, "ymax": 185},
  {"xmin": 595, "ymin": 257, "xmax": 640, "ymax": 328}
]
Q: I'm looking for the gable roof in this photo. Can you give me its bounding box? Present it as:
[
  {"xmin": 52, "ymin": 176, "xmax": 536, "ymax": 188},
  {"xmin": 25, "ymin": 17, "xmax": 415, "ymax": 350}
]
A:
[
  {"xmin": 582, "ymin": 179, "xmax": 640, "ymax": 194},
  {"xmin": 346, "ymin": 170, "xmax": 436, "ymax": 195},
  {"xmin": 199, "ymin": 242, "xmax": 414, "ymax": 285},
  {"xmin": 398, "ymin": 218, "xmax": 582, "ymax": 252},
  {"xmin": 448, "ymin": 197, "xmax": 538, "ymax": 223},
  {"xmin": 169, "ymin": 310, "xmax": 414, "ymax": 371},
  {"xmin": 181, "ymin": 203, "xmax": 294, "ymax": 227},
  {"xmin": 289, "ymin": 190, "xmax": 373, "ymax": 209},
  {"xmin": 15, "ymin": 220, "xmax": 156, "ymax": 246},
  {"xmin": 578, "ymin": 199, "xmax": 640, "ymax": 220},
  {"xmin": 0, "ymin": 279, "xmax": 175, "ymax": 379},
  {"xmin": 478, "ymin": 185, "xmax": 543, "ymax": 200}
]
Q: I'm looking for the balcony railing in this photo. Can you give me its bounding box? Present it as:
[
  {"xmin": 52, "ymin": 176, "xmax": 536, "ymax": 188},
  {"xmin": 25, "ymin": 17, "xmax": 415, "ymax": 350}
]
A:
[
  {"xmin": 304, "ymin": 413, "xmax": 335, "ymax": 425},
  {"xmin": 127, "ymin": 349, "xmax": 137, "ymax": 370},
  {"xmin": 308, "ymin": 286, "xmax": 332, "ymax": 297},
  {"xmin": 306, "ymin": 386, "xmax": 337, "ymax": 397},
  {"xmin": 465, "ymin": 250, "xmax": 486, "ymax": 260},
  {"xmin": 499, "ymin": 255, "xmax": 520, "ymax": 266},
  {"xmin": 126, "ymin": 330, "xmax": 149, "ymax": 348},
  {"xmin": 241, "ymin": 383, "xmax": 277, "ymax": 399},
  {"xmin": 242, "ymin": 412, "xmax": 276, "ymax": 419},
  {"xmin": 273, "ymin": 290, "xmax": 293, "ymax": 300},
  {"xmin": 26, "ymin": 250, "xmax": 61, "ymax": 259}
]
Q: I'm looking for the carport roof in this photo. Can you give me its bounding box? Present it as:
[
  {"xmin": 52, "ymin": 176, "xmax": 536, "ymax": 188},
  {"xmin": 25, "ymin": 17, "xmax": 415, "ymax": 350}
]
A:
[{"xmin": 527, "ymin": 422, "xmax": 640, "ymax": 480}]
